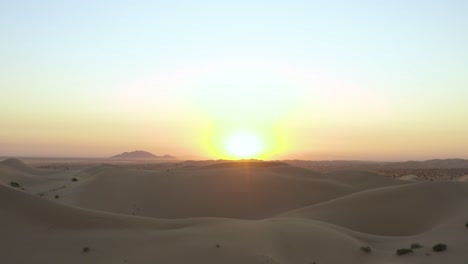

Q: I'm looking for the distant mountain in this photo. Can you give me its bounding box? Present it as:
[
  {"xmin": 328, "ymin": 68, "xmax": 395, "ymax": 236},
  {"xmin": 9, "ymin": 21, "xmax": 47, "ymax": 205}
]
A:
[{"xmin": 110, "ymin": 151, "xmax": 176, "ymax": 160}]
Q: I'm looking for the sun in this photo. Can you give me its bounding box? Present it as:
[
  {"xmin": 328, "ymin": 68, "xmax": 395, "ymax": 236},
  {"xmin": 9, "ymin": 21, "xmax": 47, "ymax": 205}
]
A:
[
  {"xmin": 205, "ymin": 126, "xmax": 284, "ymax": 160},
  {"xmin": 225, "ymin": 132, "xmax": 263, "ymax": 159}
]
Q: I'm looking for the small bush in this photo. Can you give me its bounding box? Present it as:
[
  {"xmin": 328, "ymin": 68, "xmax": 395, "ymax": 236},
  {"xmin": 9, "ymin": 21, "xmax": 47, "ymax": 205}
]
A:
[
  {"xmin": 71, "ymin": 178, "xmax": 78, "ymax": 182},
  {"xmin": 10, "ymin": 182, "xmax": 21, "ymax": 188},
  {"xmin": 215, "ymin": 244, "xmax": 221, "ymax": 248},
  {"xmin": 82, "ymin": 247, "xmax": 90, "ymax": 253},
  {"xmin": 432, "ymin": 243, "xmax": 447, "ymax": 252},
  {"xmin": 360, "ymin": 246, "xmax": 372, "ymax": 253},
  {"xmin": 396, "ymin": 248, "xmax": 413, "ymax": 255},
  {"xmin": 465, "ymin": 221, "xmax": 468, "ymax": 228},
  {"xmin": 55, "ymin": 194, "xmax": 59, "ymax": 199},
  {"xmin": 410, "ymin": 243, "xmax": 423, "ymax": 249}
]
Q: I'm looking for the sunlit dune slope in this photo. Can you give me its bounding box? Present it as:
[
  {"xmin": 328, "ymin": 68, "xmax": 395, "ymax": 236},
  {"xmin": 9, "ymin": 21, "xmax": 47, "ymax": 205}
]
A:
[{"xmin": 0, "ymin": 159, "xmax": 75, "ymax": 192}]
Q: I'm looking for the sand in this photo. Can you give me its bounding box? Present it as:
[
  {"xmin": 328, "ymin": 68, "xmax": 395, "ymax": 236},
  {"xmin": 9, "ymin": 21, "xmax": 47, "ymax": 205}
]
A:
[{"xmin": 1, "ymin": 158, "xmax": 467, "ymax": 264}]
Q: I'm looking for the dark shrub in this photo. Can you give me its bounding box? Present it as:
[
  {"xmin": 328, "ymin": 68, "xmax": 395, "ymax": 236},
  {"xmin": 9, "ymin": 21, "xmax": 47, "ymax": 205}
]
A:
[
  {"xmin": 360, "ymin": 246, "xmax": 372, "ymax": 253},
  {"xmin": 432, "ymin": 243, "xmax": 447, "ymax": 252},
  {"xmin": 55, "ymin": 194, "xmax": 59, "ymax": 199},
  {"xmin": 396, "ymin": 248, "xmax": 413, "ymax": 255},
  {"xmin": 465, "ymin": 221, "xmax": 468, "ymax": 228},
  {"xmin": 10, "ymin": 182, "xmax": 20, "ymax": 188},
  {"xmin": 410, "ymin": 243, "xmax": 423, "ymax": 249},
  {"xmin": 82, "ymin": 247, "xmax": 90, "ymax": 253},
  {"xmin": 72, "ymin": 178, "xmax": 78, "ymax": 182}
]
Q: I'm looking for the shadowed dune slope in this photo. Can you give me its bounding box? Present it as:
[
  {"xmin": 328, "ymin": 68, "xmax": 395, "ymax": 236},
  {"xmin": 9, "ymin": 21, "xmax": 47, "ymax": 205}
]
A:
[
  {"xmin": 0, "ymin": 184, "xmax": 367, "ymax": 264},
  {"xmin": 53, "ymin": 164, "xmax": 405, "ymax": 219},
  {"xmin": 281, "ymin": 181, "xmax": 468, "ymax": 236},
  {"xmin": 0, "ymin": 184, "xmax": 159, "ymax": 229}
]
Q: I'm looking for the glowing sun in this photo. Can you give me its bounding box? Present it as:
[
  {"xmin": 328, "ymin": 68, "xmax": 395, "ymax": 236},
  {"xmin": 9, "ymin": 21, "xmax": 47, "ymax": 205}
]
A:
[{"xmin": 225, "ymin": 132, "xmax": 263, "ymax": 158}]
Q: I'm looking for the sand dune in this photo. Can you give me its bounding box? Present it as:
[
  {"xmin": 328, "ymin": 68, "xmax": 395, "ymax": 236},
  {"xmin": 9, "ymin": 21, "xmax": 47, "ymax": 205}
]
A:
[
  {"xmin": 46, "ymin": 161, "xmax": 406, "ymax": 219},
  {"xmin": 54, "ymin": 164, "xmax": 353, "ymax": 219},
  {"xmin": 0, "ymin": 159, "xmax": 77, "ymax": 194},
  {"xmin": 455, "ymin": 174, "xmax": 468, "ymax": 182},
  {"xmin": 0, "ymin": 158, "xmax": 51, "ymax": 183},
  {"xmin": 0, "ymin": 158, "xmax": 45, "ymax": 173},
  {"xmin": 1, "ymin": 158, "xmax": 468, "ymax": 263},
  {"xmin": 0, "ymin": 159, "xmax": 108, "ymax": 196},
  {"xmin": 398, "ymin": 174, "xmax": 423, "ymax": 181},
  {"xmin": 0, "ymin": 184, "xmax": 368, "ymax": 264},
  {"xmin": 281, "ymin": 181, "xmax": 468, "ymax": 235}
]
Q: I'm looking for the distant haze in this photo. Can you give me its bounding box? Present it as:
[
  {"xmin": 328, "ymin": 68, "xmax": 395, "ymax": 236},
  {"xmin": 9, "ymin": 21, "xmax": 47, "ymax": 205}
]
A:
[{"xmin": 1, "ymin": 1, "xmax": 467, "ymax": 160}]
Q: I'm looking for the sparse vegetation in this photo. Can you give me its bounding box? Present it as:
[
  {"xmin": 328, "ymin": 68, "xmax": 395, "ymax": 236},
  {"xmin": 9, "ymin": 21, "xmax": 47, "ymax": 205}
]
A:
[
  {"xmin": 432, "ymin": 243, "xmax": 447, "ymax": 252},
  {"xmin": 9, "ymin": 181, "xmax": 24, "ymax": 190},
  {"xmin": 396, "ymin": 248, "xmax": 413, "ymax": 255},
  {"xmin": 360, "ymin": 246, "xmax": 372, "ymax": 253},
  {"xmin": 410, "ymin": 243, "xmax": 423, "ymax": 249},
  {"xmin": 10, "ymin": 182, "xmax": 20, "ymax": 188}
]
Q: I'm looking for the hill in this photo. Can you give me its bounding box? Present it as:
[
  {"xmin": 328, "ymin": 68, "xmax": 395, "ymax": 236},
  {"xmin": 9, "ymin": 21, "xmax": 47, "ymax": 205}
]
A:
[{"xmin": 110, "ymin": 150, "xmax": 175, "ymax": 159}]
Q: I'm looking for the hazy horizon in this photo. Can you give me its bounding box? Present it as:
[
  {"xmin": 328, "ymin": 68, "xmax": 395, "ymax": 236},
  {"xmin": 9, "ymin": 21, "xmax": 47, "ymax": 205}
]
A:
[
  {"xmin": 1, "ymin": 0, "xmax": 467, "ymax": 160},
  {"xmin": 2, "ymin": 151, "xmax": 468, "ymax": 163}
]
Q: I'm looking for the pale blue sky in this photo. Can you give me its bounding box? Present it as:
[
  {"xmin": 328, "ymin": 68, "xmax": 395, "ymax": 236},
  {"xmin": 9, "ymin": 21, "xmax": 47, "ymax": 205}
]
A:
[{"xmin": 1, "ymin": 0, "xmax": 467, "ymax": 159}]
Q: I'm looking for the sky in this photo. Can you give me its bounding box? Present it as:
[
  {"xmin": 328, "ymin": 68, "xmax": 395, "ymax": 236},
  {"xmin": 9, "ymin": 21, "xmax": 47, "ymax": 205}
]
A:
[{"xmin": 1, "ymin": 0, "xmax": 467, "ymax": 160}]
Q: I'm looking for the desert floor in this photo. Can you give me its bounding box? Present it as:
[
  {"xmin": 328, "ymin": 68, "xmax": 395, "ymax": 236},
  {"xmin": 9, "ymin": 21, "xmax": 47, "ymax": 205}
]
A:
[{"xmin": 1, "ymin": 158, "xmax": 467, "ymax": 264}]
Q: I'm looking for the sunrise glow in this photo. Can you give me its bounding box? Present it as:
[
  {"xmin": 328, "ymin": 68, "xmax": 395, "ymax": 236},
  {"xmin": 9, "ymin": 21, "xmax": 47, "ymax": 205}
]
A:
[
  {"xmin": 225, "ymin": 132, "xmax": 263, "ymax": 158},
  {"xmin": 1, "ymin": 1, "xmax": 467, "ymax": 161}
]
